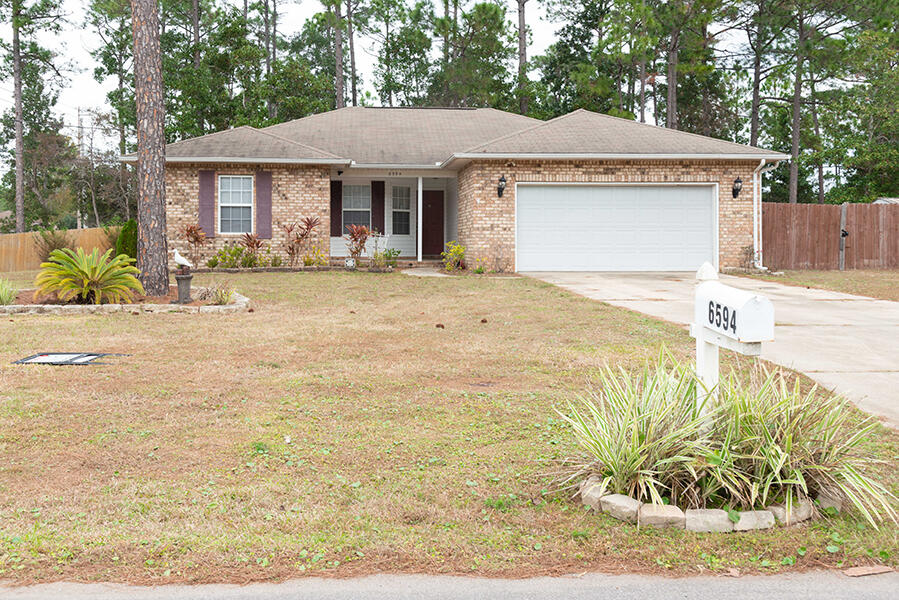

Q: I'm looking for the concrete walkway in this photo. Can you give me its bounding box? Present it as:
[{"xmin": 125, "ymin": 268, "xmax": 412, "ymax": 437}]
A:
[
  {"xmin": 2, "ymin": 571, "xmax": 897, "ymax": 600},
  {"xmin": 531, "ymin": 272, "xmax": 899, "ymax": 428}
]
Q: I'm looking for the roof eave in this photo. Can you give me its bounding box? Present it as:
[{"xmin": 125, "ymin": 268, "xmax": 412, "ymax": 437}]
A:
[
  {"xmin": 119, "ymin": 155, "xmax": 351, "ymax": 166},
  {"xmin": 440, "ymin": 152, "xmax": 790, "ymax": 169}
]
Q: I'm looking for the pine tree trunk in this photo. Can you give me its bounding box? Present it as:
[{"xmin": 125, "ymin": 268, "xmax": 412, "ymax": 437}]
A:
[
  {"xmin": 810, "ymin": 79, "xmax": 825, "ymax": 204},
  {"xmin": 517, "ymin": 0, "xmax": 528, "ymax": 115},
  {"xmin": 638, "ymin": 58, "xmax": 646, "ymax": 122},
  {"xmin": 130, "ymin": 0, "xmax": 169, "ymax": 296},
  {"xmin": 12, "ymin": 0, "xmax": 25, "ymax": 233},
  {"xmin": 789, "ymin": 16, "xmax": 805, "ymax": 204},
  {"xmin": 347, "ymin": 0, "xmax": 357, "ymax": 106},
  {"xmin": 750, "ymin": 46, "xmax": 762, "ymax": 146},
  {"xmin": 191, "ymin": 0, "xmax": 200, "ymax": 68},
  {"xmin": 666, "ymin": 32, "xmax": 679, "ymax": 130},
  {"xmin": 334, "ymin": 1, "xmax": 345, "ymax": 108}
]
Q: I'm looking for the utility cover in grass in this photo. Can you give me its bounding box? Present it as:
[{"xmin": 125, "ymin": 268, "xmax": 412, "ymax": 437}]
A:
[{"xmin": 14, "ymin": 353, "xmax": 123, "ymax": 365}]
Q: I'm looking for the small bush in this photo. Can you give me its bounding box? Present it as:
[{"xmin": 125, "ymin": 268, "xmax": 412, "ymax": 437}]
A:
[
  {"xmin": 198, "ymin": 281, "xmax": 234, "ymax": 305},
  {"xmin": 344, "ymin": 225, "xmax": 371, "ymax": 259},
  {"xmin": 0, "ymin": 277, "xmax": 17, "ymax": 305},
  {"xmin": 208, "ymin": 245, "xmax": 245, "ymax": 269},
  {"xmin": 33, "ymin": 228, "xmax": 72, "ymax": 262},
  {"xmin": 371, "ymin": 247, "xmax": 400, "ymax": 269},
  {"xmin": 270, "ymin": 254, "xmax": 283, "ymax": 267},
  {"xmin": 116, "ymin": 219, "xmax": 138, "ymax": 260},
  {"xmin": 302, "ymin": 245, "xmax": 329, "ymax": 267},
  {"xmin": 182, "ymin": 223, "xmax": 208, "ymax": 264},
  {"xmin": 441, "ymin": 241, "xmax": 465, "ymax": 271},
  {"xmin": 35, "ymin": 247, "xmax": 144, "ymax": 305}
]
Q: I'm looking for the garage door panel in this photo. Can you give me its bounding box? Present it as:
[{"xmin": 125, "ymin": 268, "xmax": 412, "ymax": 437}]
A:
[{"xmin": 516, "ymin": 185, "xmax": 715, "ymax": 271}]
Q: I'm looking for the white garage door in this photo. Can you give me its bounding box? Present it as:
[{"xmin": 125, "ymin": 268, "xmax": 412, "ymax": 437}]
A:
[{"xmin": 516, "ymin": 185, "xmax": 716, "ymax": 271}]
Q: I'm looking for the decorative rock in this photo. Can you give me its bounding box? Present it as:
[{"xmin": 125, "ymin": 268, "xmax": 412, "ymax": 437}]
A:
[
  {"xmin": 767, "ymin": 498, "xmax": 814, "ymax": 525},
  {"xmin": 600, "ymin": 494, "xmax": 642, "ymax": 523},
  {"xmin": 685, "ymin": 509, "xmax": 734, "ymax": 533},
  {"xmin": 817, "ymin": 490, "xmax": 842, "ymax": 513},
  {"xmin": 638, "ymin": 503, "xmax": 685, "ymax": 529},
  {"xmin": 580, "ymin": 484, "xmax": 606, "ymax": 512},
  {"xmin": 733, "ymin": 510, "xmax": 775, "ymax": 531}
]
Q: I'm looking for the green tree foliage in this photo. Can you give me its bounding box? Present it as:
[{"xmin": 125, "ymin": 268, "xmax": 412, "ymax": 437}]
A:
[{"xmin": 116, "ymin": 218, "xmax": 137, "ymax": 260}]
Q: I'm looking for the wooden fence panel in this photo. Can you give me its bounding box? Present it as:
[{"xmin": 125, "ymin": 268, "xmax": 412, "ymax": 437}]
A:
[
  {"xmin": 763, "ymin": 202, "xmax": 899, "ymax": 270},
  {"xmin": 0, "ymin": 228, "xmax": 112, "ymax": 273}
]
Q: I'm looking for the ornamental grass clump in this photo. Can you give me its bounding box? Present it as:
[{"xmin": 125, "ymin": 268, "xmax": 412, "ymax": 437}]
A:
[
  {"xmin": 0, "ymin": 277, "xmax": 17, "ymax": 305},
  {"xmin": 35, "ymin": 247, "xmax": 144, "ymax": 305},
  {"xmin": 707, "ymin": 371, "xmax": 897, "ymax": 527},
  {"xmin": 558, "ymin": 355, "xmax": 711, "ymax": 507},
  {"xmin": 560, "ymin": 354, "xmax": 898, "ymax": 528}
]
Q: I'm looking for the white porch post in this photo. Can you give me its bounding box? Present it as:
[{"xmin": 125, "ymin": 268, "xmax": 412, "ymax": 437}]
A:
[{"xmin": 417, "ymin": 176, "xmax": 423, "ymax": 262}]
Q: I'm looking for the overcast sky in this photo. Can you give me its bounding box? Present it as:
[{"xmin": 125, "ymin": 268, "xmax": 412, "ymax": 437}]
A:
[{"xmin": 1, "ymin": 0, "xmax": 560, "ymax": 150}]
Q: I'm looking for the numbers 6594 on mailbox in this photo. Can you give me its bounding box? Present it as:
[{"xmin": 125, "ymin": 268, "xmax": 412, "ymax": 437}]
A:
[{"xmin": 694, "ymin": 281, "xmax": 774, "ymax": 344}]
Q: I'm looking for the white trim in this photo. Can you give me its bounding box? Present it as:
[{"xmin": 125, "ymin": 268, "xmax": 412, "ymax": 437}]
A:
[
  {"xmin": 121, "ymin": 156, "xmax": 349, "ymax": 165},
  {"xmin": 217, "ymin": 174, "xmax": 254, "ymax": 236},
  {"xmin": 417, "ymin": 177, "xmax": 423, "ymax": 262},
  {"xmin": 513, "ymin": 181, "xmax": 719, "ymax": 272},
  {"xmin": 441, "ymin": 152, "xmax": 788, "ymax": 169}
]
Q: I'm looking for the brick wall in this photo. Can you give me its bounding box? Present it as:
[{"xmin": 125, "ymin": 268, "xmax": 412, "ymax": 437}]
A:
[
  {"xmin": 165, "ymin": 163, "xmax": 331, "ymax": 267},
  {"xmin": 457, "ymin": 159, "xmax": 759, "ymax": 272}
]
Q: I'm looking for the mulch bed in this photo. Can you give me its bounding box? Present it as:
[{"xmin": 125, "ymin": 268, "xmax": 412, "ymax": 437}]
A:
[{"xmin": 14, "ymin": 286, "xmax": 206, "ymax": 307}]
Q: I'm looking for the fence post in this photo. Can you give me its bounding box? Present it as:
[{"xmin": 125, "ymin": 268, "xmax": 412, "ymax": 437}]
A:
[{"xmin": 839, "ymin": 203, "xmax": 848, "ymax": 271}]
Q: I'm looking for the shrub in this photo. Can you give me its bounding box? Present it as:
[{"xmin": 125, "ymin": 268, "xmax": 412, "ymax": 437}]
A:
[
  {"xmin": 207, "ymin": 245, "xmax": 245, "ymax": 269},
  {"xmin": 182, "ymin": 223, "xmax": 208, "ymax": 264},
  {"xmin": 35, "ymin": 247, "xmax": 144, "ymax": 305},
  {"xmin": 441, "ymin": 241, "xmax": 465, "ymax": 271},
  {"xmin": 33, "ymin": 228, "xmax": 72, "ymax": 262},
  {"xmin": 116, "ymin": 219, "xmax": 138, "ymax": 260},
  {"xmin": 559, "ymin": 355, "xmax": 708, "ymax": 507},
  {"xmin": 241, "ymin": 232, "xmax": 264, "ymax": 256},
  {"xmin": 206, "ymin": 256, "xmax": 219, "ymax": 268},
  {"xmin": 560, "ymin": 355, "xmax": 898, "ymax": 527},
  {"xmin": 0, "ymin": 277, "xmax": 17, "ymax": 305},
  {"xmin": 344, "ymin": 224, "xmax": 370, "ymax": 259},
  {"xmin": 270, "ymin": 254, "xmax": 283, "ymax": 267},
  {"xmin": 302, "ymin": 245, "xmax": 329, "ymax": 267},
  {"xmin": 198, "ymin": 281, "xmax": 234, "ymax": 305},
  {"xmin": 473, "ymin": 258, "xmax": 488, "ymax": 274}
]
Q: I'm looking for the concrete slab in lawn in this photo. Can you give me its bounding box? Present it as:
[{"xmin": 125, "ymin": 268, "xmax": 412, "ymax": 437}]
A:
[{"xmin": 530, "ymin": 272, "xmax": 899, "ymax": 428}]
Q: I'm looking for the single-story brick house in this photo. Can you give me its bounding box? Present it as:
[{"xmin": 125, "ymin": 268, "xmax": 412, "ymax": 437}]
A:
[{"xmin": 126, "ymin": 107, "xmax": 787, "ymax": 272}]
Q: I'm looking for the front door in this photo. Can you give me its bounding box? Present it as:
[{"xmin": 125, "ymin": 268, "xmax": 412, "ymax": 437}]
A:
[{"xmin": 422, "ymin": 190, "xmax": 444, "ymax": 256}]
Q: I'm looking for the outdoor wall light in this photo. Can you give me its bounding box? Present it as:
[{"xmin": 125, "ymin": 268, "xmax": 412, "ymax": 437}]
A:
[
  {"xmin": 732, "ymin": 177, "xmax": 743, "ymax": 198},
  {"xmin": 498, "ymin": 175, "xmax": 507, "ymax": 197}
]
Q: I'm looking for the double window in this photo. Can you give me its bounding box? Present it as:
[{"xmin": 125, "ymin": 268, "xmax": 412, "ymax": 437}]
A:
[
  {"xmin": 392, "ymin": 186, "xmax": 411, "ymax": 235},
  {"xmin": 219, "ymin": 175, "xmax": 253, "ymax": 234},
  {"xmin": 342, "ymin": 184, "xmax": 371, "ymax": 231}
]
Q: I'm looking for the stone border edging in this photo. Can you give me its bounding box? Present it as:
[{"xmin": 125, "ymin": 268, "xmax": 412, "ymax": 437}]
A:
[
  {"xmin": 579, "ymin": 476, "xmax": 832, "ymax": 532},
  {"xmin": 0, "ymin": 289, "xmax": 251, "ymax": 315}
]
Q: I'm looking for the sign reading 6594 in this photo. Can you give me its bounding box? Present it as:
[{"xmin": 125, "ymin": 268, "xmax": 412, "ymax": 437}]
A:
[{"xmin": 708, "ymin": 301, "xmax": 737, "ymax": 335}]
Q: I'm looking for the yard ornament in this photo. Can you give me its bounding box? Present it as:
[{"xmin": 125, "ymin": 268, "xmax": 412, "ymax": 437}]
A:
[{"xmin": 173, "ymin": 248, "xmax": 193, "ymax": 270}]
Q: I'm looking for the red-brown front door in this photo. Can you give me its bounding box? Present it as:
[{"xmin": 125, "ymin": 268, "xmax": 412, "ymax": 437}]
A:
[{"xmin": 422, "ymin": 190, "xmax": 444, "ymax": 256}]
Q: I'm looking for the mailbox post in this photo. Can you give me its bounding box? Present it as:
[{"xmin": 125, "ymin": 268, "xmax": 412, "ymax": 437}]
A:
[{"xmin": 690, "ymin": 263, "xmax": 774, "ymax": 412}]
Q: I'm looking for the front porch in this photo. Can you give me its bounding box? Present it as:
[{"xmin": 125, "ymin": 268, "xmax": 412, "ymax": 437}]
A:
[{"xmin": 328, "ymin": 172, "xmax": 458, "ymax": 261}]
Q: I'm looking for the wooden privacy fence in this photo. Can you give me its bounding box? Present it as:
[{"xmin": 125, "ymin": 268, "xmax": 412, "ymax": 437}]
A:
[
  {"xmin": 0, "ymin": 227, "xmax": 112, "ymax": 273},
  {"xmin": 762, "ymin": 202, "xmax": 899, "ymax": 270}
]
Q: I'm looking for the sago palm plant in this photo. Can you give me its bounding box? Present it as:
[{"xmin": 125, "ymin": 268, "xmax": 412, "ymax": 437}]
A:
[{"xmin": 35, "ymin": 247, "xmax": 144, "ymax": 305}]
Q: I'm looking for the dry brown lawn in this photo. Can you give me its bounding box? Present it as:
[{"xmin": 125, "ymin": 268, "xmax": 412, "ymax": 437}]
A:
[
  {"xmin": 0, "ymin": 271, "xmax": 897, "ymax": 583},
  {"xmin": 742, "ymin": 269, "xmax": 899, "ymax": 302}
]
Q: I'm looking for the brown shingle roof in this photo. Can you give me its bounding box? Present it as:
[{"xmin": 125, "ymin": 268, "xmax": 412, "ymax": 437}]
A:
[
  {"xmin": 262, "ymin": 106, "xmax": 541, "ymax": 166},
  {"xmin": 456, "ymin": 109, "xmax": 787, "ymax": 160},
  {"xmin": 124, "ymin": 126, "xmax": 346, "ymax": 164}
]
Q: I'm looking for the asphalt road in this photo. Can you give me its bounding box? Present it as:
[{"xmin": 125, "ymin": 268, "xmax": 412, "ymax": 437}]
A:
[{"xmin": 2, "ymin": 571, "xmax": 897, "ymax": 600}]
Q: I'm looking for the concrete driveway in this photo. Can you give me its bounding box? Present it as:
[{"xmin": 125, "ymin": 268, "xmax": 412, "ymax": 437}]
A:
[{"xmin": 531, "ymin": 272, "xmax": 899, "ymax": 428}]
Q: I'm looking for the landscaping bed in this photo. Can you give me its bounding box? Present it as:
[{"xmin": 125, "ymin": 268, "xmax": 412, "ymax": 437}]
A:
[
  {"xmin": 0, "ymin": 272, "xmax": 896, "ymax": 583},
  {"xmin": 2, "ymin": 286, "xmax": 250, "ymax": 314}
]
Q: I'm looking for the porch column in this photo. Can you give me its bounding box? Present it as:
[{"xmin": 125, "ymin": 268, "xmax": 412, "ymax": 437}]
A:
[{"xmin": 417, "ymin": 176, "xmax": 423, "ymax": 262}]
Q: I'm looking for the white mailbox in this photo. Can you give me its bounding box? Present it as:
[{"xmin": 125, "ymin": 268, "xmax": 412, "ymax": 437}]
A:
[{"xmin": 690, "ymin": 263, "xmax": 775, "ymax": 409}]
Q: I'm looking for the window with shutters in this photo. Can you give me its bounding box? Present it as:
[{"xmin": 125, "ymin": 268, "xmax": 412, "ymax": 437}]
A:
[
  {"xmin": 218, "ymin": 175, "xmax": 253, "ymax": 233},
  {"xmin": 391, "ymin": 186, "xmax": 411, "ymax": 235},
  {"xmin": 342, "ymin": 185, "xmax": 371, "ymax": 230}
]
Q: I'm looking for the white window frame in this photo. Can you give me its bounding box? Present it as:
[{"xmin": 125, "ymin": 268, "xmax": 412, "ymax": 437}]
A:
[
  {"xmin": 391, "ymin": 186, "xmax": 412, "ymax": 236},
  {"xmin": 342, "ymin": 184, "xmax": 372, "ymax": 232},
  {"xmin": 217, "ymin": 175, "xmax": 254, "ymax": 235}
]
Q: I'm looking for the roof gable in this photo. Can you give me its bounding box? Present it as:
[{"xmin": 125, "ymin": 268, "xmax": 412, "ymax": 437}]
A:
[{"xmin": 459, "ymin": 109, "xmax": 786, "ymax": 159}]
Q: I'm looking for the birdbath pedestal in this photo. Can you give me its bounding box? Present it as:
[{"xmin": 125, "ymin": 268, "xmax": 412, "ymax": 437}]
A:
[{"xmin": 174, "ymin": 269, "xmax": 193, "ymax": 304}]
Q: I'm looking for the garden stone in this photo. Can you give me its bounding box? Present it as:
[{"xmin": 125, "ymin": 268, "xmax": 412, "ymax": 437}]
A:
[
  {"xmin": 600, "ymin": 494, "xmax": 641, "ymax": 523},
  {"xmin": 580, "ymin": 482, "xmax": 606, "ymax": 512},
  {"xmin": 638, "ymin": 503, "xmax": 685, "ymax": 529},
  {"xmin": 817, "ymin": 490, "xmax": 842, "ymax": 513},
  {"xmin": 733, "ymin": 510, "xmax": 775, "ymax": 531},
  {"xmin": 767, "ymin": 498, "xmax": 814, "ymax": 525},
  {"xmin": 685, "ymin": 509, "xmax": 734, "ymax": 533}
]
